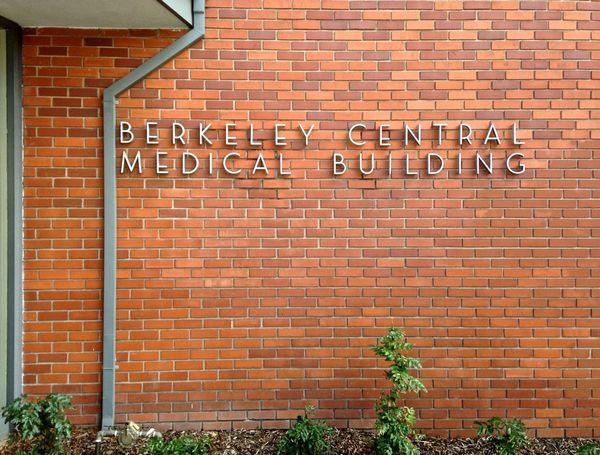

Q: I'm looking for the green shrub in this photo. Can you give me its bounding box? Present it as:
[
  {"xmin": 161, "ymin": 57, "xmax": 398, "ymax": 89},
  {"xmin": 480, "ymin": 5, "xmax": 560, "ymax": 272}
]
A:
[
  {"xmin": 578, "ymin": 442, "xmax": 600, "ymax": 455},
  {"xmin": 276, "ymin": 406, "xmax": 335, "ymax": 455},
  {"xmin": 475, "ymin": 417, "xmax": 529, "ymax": 455},
  {"xmin": 1, "ymin": 393, "xmax": 72, "ymax": 455},
  {"xmin": 371, "ymin": 328, "xmax": 426, "ymax": 455},
  {"xmin": 145, "ymin": 433, "xmax": 213, "ymax": 455}
]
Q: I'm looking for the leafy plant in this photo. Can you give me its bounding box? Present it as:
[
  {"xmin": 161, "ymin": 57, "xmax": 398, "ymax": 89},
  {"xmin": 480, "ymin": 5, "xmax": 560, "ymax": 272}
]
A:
[
  {"xmin": 276, "ymin": 405, "xmax": 335, "ymax": 455},
  {"xmin": 1, "ymin": 393, "xmax": 72, "ymax": 455},
  {"xmin": 578, "ymin": 442, "xmax": 600, "ymax": 455},
  {"xmin": 145, "ymin": 433, "xmax": 213, "ymax": 455},
  {"xmin": 371, "ymin": 328, "xmax": 427, "ymax": 455},
  {"xmin": 475, "ymin": 417, "xmax": 529, "ymax": 455}
]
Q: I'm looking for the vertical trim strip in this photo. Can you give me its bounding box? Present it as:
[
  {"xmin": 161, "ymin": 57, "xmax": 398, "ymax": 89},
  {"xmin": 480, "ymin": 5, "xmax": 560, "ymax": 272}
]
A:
[{"xmin": 4, "ymin": 21, "xmax": 22, "ymax": 406}]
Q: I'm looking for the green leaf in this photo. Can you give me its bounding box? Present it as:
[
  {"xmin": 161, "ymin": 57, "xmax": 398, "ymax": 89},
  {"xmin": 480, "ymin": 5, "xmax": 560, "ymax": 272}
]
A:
[
  {"xmin": 371, "ymin": 328, "xmax": 425, "ymax": 455},
  {"xmin": 276, "ymin": 406, "xmax": 335, "ymax": 455},
  {"xmin": 475, "ymin": 417, "xmax": 529, "ymax": 455},
  {"xmin": 577, "ymin": 442, "xmax": 600, "ymax": 455},
  {"xmin": 145, "ymin": 434, "xmax": 212, "ymax": 455},
  {"xmin": 1, "ymin": 393, "xmax": 73, "ymax": 455}
]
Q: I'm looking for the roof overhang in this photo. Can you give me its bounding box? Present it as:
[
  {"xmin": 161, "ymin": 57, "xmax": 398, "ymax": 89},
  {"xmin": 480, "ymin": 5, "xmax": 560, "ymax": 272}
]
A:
[{"xmin": 0, "ymin": 0, "xmax": 192, "ymax": 28}]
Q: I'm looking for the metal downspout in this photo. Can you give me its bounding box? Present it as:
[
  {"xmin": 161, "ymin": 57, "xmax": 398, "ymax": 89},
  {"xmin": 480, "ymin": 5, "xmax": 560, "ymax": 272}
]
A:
[{"xmin": 102, "ymin": 0, "xmax": 205, "ymax": 430}]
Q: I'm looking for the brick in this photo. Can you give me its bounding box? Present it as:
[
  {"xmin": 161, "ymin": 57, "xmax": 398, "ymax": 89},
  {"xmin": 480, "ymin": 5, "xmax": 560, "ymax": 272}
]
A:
[{"xmin": 20, "ymin": 1, "xmax": 600, "ymax": 438}]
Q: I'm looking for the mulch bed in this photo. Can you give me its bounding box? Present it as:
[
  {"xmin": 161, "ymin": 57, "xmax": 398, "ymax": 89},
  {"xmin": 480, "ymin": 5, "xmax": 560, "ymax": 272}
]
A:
[{"xmin": 0, "ymin": 428, "xmax": 596, "ymax": 454}]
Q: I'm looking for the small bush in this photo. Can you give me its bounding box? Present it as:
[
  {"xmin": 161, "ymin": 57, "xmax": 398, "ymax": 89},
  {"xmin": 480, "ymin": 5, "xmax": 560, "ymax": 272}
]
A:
[
  {"xmin": 145, "ymin": 433, "xmax": 213, "ymax": 455},
  {"xmin": 1, "ymin": 393, "xmax": 72, "ymax": 455},
  {"xmin": 578, "ymin": 442, "xmax": 600, "ymax": 455},
  {"xmin": 371, "ymin": 328, "xmax": 426, "ymax": 455},
  {"xmin": 475, "ymin": 417, "xmax": 529, "ymax": 455},
  {"xmin": 276, "ymin": 406, "xmax": 335, "ymax": 455}
]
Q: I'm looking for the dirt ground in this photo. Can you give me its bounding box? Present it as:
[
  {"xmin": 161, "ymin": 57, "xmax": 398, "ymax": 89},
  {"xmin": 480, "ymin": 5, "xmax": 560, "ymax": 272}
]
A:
[{"xmin": 0, "ymin": 428, "xmax": 597, "ymax": 455}]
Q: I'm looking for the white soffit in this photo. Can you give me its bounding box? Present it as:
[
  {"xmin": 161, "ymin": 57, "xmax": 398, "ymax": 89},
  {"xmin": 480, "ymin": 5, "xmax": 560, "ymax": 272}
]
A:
[{"xmin": 0, "ymin": 0, "xmax": 192, "ymax": 28}]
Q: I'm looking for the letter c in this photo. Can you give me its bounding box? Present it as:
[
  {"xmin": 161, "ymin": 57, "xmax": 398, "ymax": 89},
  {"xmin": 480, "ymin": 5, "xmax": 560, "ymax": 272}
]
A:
[
  {"xmin": 348, "ymin": 123, "xmax": 366, "ymax": 146},
  {"xmin": 223, "ymin": 152, "xmax": 241, "ymax": 175}
]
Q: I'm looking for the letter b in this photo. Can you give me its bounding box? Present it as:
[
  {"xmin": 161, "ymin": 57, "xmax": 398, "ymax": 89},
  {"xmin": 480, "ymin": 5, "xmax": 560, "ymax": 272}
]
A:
[
  {"xmin": 333, "ymin": 153, "xmax": 347, "ymax": 175},
  {"xmin": 120, "ymin": 122, "xmax": 134, "ymax": 144}
]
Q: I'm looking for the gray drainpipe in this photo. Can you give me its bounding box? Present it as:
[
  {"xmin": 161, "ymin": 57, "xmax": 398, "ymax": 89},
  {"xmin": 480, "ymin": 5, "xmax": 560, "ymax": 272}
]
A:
[{"xmin": 102, "ymin": 0, "xmax": 205, "ymax": 430}]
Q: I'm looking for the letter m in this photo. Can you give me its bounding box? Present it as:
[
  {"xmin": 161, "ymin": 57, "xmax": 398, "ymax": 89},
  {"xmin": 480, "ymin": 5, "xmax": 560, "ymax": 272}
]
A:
[{"xmin": 120, "ymin": 150, "xmax": 142, "ymax": 174}]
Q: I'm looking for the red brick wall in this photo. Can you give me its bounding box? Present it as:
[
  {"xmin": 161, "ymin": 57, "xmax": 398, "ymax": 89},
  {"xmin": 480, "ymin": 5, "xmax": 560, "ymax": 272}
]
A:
[{"xmin": 22, "ymin": 0, "xmax": 600, "ymax": 437}]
